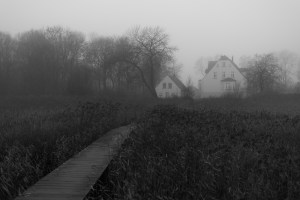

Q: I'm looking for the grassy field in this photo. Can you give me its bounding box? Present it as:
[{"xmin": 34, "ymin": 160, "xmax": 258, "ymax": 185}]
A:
[
  {"xmin": 0, "ymin": 95, "xmax": 153, "ymax": 199},
  {"xmin": 85, "ymin": 94, "xmax": 300, "ymax": 200},
  {"xmin": 193, "ymin": 93, "xmax": 300, "ymax": 116},
  {"xmin": 1, "ymin": 94, "xmax": 300, "ymax": 199}
]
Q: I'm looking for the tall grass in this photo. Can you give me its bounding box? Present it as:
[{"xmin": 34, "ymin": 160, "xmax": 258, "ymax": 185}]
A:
[
  {"xmin": 2, "ymin": 93, "xmax": 300, "ymax": 199},
  {"xmin": 194, "ymin": 93, "xmax": 300, "ymax": 115},
  {"xmin": 0, "ymin": 97, "xmax": 143, "ymax": 200},
  {"xmin": 87, "ymin": 105, "xmax": 300, "ymax": 199}
]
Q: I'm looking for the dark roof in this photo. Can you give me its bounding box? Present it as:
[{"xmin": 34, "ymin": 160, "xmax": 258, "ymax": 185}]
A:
[
  {"xmin": 239, "ymin": 68, "xmax": 247, "ymax": 72},
  {"xmin": 219, "ymin": 55, "xmax": 230, "ymax": 61},
  {"xmin": 239, "ymin": 68, "xmax": 249, "ymax": 73},
  {"xmin": 239, "ymin": 68, "xmax": 249, "ymax": 78},
  {"xmin": 205, "ymin": 61, "xmax": 217, "ymax": 74},
  {"xmin": 169, "ymin": 75, "xmax": 186, "ymax": 90},
  {"xmin": 221, "ymin": 77, "xmax": 236, "ymax": 82},
  {"xmin": 205, "ymin": 55, "xmax": 246, "ymax": 78}
]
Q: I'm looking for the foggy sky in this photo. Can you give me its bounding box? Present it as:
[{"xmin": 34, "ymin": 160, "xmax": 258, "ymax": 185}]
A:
[{"xmin": 1, "ymin": 0, "xmax": 300, "ymax": 84}]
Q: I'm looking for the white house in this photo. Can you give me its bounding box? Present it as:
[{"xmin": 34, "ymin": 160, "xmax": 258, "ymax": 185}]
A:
[
  {"xmin": 155, "ymin": 75, "xmax": 186, "ymax": 98},
  {"xmin": 199, "ymin": 55, "xmax": 247, "ymax": 98}
]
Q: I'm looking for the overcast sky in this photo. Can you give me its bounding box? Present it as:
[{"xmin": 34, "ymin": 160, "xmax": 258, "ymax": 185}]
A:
[{"xmin": 1, "ymin": 0, "xmax": 300, "ymax": 83}]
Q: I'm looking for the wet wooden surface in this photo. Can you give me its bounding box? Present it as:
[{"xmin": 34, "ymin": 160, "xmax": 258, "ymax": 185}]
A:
[{"xmin": 15, "ymin": 125, "xmax": 132, "ymax": 200}]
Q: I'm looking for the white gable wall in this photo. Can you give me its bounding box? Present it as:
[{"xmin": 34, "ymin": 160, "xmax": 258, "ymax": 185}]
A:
[
  {"xmin": 199, "ymin": 60, "xmax": 247, "ymax": 98},
  {"xmin": 155, "ymin": 76, "xmax": 182, "ymax": 98}
]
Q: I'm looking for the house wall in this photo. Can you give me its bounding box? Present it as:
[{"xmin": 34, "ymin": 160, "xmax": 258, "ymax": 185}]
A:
[
  {"xmin": 155, "ymin": 76, "xmax": 182, "ymax": 98},
  {"xmin": 199, "ymin": 60, "xmax": 247, "ymax": 98}
]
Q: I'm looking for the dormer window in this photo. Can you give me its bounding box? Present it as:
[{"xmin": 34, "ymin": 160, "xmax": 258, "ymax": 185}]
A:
[
  {"xmin": 231, "ymin": 72, "xmax": 234, "ymax": 78},
  {"xmin": 222, "ymin": 72, "xmax": 225, "ymax": 78},
  {"xmin": 213, "ymin": 72, "xmax": 217, "ymax": 79},
  {"xmin": 163, "ymin": 83, "xmax": 166, "ymax": 89},
  {"xmin": 223, "ymin": 62, "xmax": 226, "ymax": 67},
  {"xmin": 168, "ymin": 83, "xmax": 172, "ymax": 89}
]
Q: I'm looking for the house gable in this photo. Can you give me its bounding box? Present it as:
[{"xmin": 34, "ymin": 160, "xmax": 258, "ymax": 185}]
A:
[
  {"xmin": 205, "ymin": 56, "xmax": 246, "ymax": 79},
  {"xmin": 155, "ymin": 75, "xmax": 185, "ymax": 98},
  {"xmin": 199, "ymin": 55, "xmax": 247, "ymax": 97}
]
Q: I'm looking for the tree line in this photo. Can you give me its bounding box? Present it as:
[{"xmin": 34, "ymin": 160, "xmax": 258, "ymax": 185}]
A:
[
  {"xmin": 240, "ymin": 52, "xmax": 300, "ymax": 94},
  {"xmin": 0, "ymin": 26, "xmax": 178, "ymax": 97}
]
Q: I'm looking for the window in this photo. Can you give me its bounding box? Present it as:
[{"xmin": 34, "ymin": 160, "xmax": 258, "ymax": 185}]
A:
[
  {"xmin": 166, "ymin": 92, "xmax": 169, "ymax": 97},
  {"xmin": 225, "ymin": 82, "xmax": 231, "ymax": 90},
  {"xmin": 213, "ymin": 72, "xmax": 217, "ymax": 79},
  {"xmin": 159, "ymin": 93, "xmax": 163, "ymax": 97},
  {"xmin": 168, "ymin": 83, "xmax": 172, "ymax": 89},
  {"xmin": 163, "ymin": 83, "xmax": 166, "ymax": 89},
  {"xmin": 222, "ymin": 72, "xmax": 225, "ymax": 78},
  {"xmin": 231, "ymin": 71, "xmax": 234, "ymax": 78},
  {"xmin": 223, "ymin": 62, "xmax": 226, "ymax": 67}
]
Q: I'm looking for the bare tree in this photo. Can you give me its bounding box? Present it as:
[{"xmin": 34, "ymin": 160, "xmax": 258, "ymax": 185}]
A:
[
  {"xmin": 85, "ymin": 36, "xmax": 115, "ymax": 91},
  {"xmin": 17, "ymin": 30, "xmax": 55, "ymax": 94},
  {"xmin": 0, "ymin": 26, "xmax": 178, "ymax": 96},
  {"xmin": 274, "ymin": 50, "xmax": 298, "ymax": 88},
  {"xmin": 0, "ymin": 32, "xmax": 15, "ymax": 94},
  {"xmin": 112, "ymin": 37, "xmax": 143, "ymax": 91},
  {"xmin": 159, "ymin": 59, "xmax": 182, "ymax": 80},
  {"xmin": 44, "ymin": 26, "xmax": 65, "ymax": 92},
  {"xmin": 63, "ymin": 30, "xmax": 85, "ymax": 68},
  {"xmin": 167, "ymin": 59, "xmax": 182, "ymax": 78},
  {"xmin": 121, "ymin": 26, "xmax": 176, "ymax": 98},
  {"xmin": 44, "ymin": 26, "xmax": 85, "ymax": 93},
  {"xmin": 183, "ymin": 76, "xmax": 195, "ymax": 99},
  {"xmin": 246, "ymin": 54, "xmax": 280, "ymax": 93}
]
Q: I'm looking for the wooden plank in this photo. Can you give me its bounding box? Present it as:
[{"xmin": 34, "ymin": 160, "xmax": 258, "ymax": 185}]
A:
[{"xmin": 15, "ymin": 125, "xmax": 132, "ymax": 200}]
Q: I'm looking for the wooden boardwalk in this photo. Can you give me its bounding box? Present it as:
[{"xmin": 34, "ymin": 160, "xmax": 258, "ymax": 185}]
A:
[{"xmin": 15, "ymin": 125, "xmax": 132, "ymax": 200}]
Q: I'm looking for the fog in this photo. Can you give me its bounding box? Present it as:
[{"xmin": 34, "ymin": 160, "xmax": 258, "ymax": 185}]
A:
[
  {"xmin": 2, "ymin": 2, "xmax": 300, "ymax": 199},
  {"xmin": 1, "ymin": 0, "xmax": 300, "ymax": 85}
]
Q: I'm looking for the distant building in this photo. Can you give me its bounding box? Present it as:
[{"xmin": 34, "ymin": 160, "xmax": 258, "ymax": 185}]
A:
[
  {"xmin": 155, "ymin": 75, "xmax": 186, "ymax": 98},
  {"xmin": 198, "ymin": 55, "xmax": 247, "ymax": 97}
]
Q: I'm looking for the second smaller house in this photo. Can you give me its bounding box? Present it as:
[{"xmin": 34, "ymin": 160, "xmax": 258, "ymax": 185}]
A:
[{"xmin": 156, "ymin": 75, "xmax": 186, "ymax": 98}]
